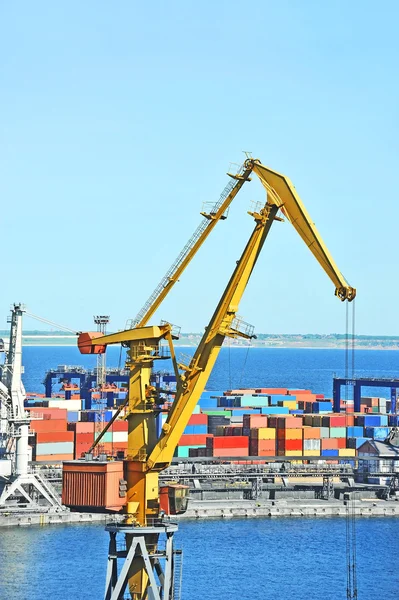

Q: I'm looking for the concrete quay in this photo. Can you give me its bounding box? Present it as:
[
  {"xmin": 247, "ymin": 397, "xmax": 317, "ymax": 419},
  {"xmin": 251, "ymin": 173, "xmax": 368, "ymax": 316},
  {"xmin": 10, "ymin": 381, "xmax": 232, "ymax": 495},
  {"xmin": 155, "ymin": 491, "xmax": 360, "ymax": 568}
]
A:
[{"xmin": 179, "ymin": 498, "xmax": 399, "ymax": 519}]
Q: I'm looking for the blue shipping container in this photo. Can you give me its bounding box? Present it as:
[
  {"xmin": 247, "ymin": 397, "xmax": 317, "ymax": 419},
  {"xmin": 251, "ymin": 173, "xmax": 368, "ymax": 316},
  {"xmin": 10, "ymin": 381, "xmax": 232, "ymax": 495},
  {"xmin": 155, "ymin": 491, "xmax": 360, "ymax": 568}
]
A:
[
  {"xmin": 357, "ymin": 415, "xmax": 388, "ymax": 427},
  {"xmin": 261, "ymin": 407, "xmax": 290, "ymax": 415},
  {"xmin": 321, "ymin": 449, "xmax": 339, "ymax": 456},
  {"xmin": 364, "ymin": 426, "xmax": 390, "ymax": 440},
  {"xmin": 346, "ymin": 426, "xmax": 364, "ymax": 438},
  {"xmin": 313, "ymin": 402, "xmax": 333, "ymax": 413}
]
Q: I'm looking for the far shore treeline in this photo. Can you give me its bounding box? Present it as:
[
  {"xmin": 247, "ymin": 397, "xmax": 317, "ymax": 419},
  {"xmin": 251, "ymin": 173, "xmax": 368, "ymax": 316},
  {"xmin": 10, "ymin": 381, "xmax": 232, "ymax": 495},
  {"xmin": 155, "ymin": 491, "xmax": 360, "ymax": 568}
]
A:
[{"xmin": 1, "ymin": 331, "xmax": 399, "ymax": 350}]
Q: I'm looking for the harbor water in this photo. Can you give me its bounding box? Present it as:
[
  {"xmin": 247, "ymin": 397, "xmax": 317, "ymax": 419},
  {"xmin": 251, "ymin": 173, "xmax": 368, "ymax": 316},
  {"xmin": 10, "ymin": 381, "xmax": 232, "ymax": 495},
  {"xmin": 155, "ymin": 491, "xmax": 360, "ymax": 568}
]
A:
[
  {"xmin": 1, "ymin": 346, "xmax": 399, "ymax": 599},
  {"xmin": 0, "ymin": 518, "xmax": 398, "ymax": 599}
]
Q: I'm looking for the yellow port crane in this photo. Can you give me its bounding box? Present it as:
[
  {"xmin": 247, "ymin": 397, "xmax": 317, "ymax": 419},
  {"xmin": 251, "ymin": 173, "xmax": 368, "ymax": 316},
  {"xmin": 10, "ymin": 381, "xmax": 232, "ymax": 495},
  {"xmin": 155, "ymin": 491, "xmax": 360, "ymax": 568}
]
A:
[{"xmin": 64, "ymin": 158, "xmax": 355, "ymax": 600}]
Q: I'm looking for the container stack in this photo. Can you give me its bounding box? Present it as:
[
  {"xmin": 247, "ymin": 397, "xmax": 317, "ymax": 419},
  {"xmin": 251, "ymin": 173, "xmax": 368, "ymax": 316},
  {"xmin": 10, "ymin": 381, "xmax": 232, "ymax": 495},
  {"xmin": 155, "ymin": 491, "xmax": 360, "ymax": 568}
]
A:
[{"xmin": 25, "ymin": 385, "xmax": 395, "ymax": 464}]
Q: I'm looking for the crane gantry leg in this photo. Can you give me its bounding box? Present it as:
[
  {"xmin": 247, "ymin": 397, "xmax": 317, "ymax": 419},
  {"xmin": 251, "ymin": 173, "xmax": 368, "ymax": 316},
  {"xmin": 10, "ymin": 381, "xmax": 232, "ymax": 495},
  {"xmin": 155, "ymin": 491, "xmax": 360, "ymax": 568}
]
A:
[{"xmin": 104, "ymin": 522, "xmax": 180, "ymax": 600}]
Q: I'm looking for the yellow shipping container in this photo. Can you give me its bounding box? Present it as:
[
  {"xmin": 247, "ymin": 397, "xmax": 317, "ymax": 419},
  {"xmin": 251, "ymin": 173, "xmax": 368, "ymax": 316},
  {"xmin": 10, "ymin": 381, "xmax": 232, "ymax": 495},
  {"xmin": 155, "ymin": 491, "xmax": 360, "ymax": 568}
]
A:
[
  {"xmin": 303, "ymin": 449, "xmax": 321, "ymax": 456},
  {"xmin": 256, "ymin": 427, "xmax": 276, "ymax": 440},
  {"xmin": 338, "ymin": 448, "xmax": 356, "ymax": 457},
  {"xmin": 285, "ymin": 450, "xmax": 303, "ymax": 456},
  {"xmin": 283, "ymin": 429, "xmax": 302, "ymax": 440},
  {"xmin": 281, "ymin": 400, "xmax": 298, "ymax": 409}
]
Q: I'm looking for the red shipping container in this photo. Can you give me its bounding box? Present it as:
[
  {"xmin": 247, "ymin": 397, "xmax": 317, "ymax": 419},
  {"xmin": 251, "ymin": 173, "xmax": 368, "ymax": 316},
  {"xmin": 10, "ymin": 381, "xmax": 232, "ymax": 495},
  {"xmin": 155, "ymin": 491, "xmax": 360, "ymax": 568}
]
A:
[
  {"xmin": 31, "ymin": 419, "xmax": 67, "ymax": 433},
  {"xmin": 336, "ymin": 438, "xmax": 347, "ymax": 449},
  {"xmin": 110, "ymin": 420, "xmax": 128, "ymax": 432},
  {"xmin": 68, "ymin": 422, "xmax": 95, "ymax": 434},
  {"xmin": 179, "ymin": 434, "xmax": 212, "ymax": 446},
  {"xmin": 188, "ymin": 414, "xmax": 208, "ymax": 426},
  {"xmin": 277, "ymin": 439, "xmax": 302, "ymax": 451},
  {"xmin": 322, "ymin": 415, "xmax": 347, "ymax": 427},
  {"xmin": 75, "ymin": 443, "xmax": 93, "ymax": 459},
  {"xmin": 76, "ymin": 432, "xmax": 95, "ymax": 444},
  {"xmin": 207, "ymin": 436, "xmax": 248, "ymax": 449},
  {"xmin": 36, "ymin": 431, "xmax": 74, "ymax": 444}
]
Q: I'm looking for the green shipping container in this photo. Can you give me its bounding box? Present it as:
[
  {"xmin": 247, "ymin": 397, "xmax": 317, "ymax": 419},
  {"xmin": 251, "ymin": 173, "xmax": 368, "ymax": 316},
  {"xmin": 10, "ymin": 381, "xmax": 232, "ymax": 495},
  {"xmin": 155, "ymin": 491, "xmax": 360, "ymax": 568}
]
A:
[
  {"xmin": 202, "ymin": 410, "xmax": 232, "ymax": 416},
  {"xmin": 95, "ymin": 432, "xmax": 112, "ymax": 443},
  {"xmin": 330, "ymin": 427, "xmax": 346, "ymax": 438},
  {"xmin": 174, "ymin": 444, "xmax": 206, "ymax": 458}
]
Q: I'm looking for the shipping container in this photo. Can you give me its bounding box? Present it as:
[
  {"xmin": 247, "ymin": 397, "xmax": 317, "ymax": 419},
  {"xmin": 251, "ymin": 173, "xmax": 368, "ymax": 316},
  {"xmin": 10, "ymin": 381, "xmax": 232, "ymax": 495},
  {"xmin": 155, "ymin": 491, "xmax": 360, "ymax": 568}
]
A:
[
  {"xmin": 36, "ymin": 442, "xmax": 74, "ymax": 455},
  {"xmin": 62, "ymin": 461, "xmax": 125, "ymax": 511}
]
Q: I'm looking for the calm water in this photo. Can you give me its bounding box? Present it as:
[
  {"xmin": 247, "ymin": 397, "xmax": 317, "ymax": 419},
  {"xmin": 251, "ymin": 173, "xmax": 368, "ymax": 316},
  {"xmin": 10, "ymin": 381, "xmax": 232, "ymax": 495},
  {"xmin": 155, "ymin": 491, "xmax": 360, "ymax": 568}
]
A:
[
  {"xmin": 1, "ymin": 346, "xmax": 398, "ymax": 599},
  {"xmin": 0, "ymin": 518, "xmax": 398, "ymax": 599}
]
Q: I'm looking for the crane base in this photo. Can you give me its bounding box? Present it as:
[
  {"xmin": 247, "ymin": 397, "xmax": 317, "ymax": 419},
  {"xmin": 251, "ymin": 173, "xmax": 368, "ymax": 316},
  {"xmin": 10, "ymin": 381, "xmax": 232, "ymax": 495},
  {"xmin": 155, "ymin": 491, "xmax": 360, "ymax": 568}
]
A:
[{"xmin": 104, "ymin": 521, "xmax": 182, "ymax": 600}]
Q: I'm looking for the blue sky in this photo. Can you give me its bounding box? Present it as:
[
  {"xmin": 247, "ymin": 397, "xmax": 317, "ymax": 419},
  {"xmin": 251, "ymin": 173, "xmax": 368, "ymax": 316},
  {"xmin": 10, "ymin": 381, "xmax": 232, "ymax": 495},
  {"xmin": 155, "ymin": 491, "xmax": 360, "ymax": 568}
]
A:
[{"xmin": 1, "ymin": 1, "xmax": 398, "ymax": 335}]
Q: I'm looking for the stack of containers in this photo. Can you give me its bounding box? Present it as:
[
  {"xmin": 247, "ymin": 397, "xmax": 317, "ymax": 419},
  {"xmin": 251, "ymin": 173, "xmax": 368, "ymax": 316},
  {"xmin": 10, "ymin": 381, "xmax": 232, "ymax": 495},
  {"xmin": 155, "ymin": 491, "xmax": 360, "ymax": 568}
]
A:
[
  {"xmin": 302, "ymin": 426, "xmax": 321, "ymax": 456},
  {"xmin": 110, "ymin": 420, "xmax": 128, "ymax": 454},
  {"xmin": 68, "ymin": 422, "xmax": 95, "ymax": 458},
  {"xmin": 274, "ymin": 416, "xmax": 303, "ymax": 456},
  {"xmin": 249, "ymin": 427, "xmax": 276, "ymax": 456},
  {"xmin": 31, "ymin": 415, "xmax": 73, "ymax": 461}
]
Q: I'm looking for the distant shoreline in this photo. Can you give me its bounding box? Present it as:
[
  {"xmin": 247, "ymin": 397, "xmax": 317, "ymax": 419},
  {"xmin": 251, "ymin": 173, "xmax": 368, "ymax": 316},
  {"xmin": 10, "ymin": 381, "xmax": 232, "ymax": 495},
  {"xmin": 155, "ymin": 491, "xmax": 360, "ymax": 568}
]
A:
[
  {"xmin": 14, "ymin": 343, "xmax": 399, "ymax": 351},
  {"xmin": 2, "ymin": 332, "xmax": 399, "ymax": 351}
]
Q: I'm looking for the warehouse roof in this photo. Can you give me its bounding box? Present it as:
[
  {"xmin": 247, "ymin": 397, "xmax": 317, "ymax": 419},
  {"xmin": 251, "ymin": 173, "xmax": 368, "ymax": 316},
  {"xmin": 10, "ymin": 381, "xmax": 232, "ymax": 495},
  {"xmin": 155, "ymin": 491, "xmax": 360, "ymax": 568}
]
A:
[{"xmin": 358, "ymin": 440, "xmax": 399, "ymax": 457}]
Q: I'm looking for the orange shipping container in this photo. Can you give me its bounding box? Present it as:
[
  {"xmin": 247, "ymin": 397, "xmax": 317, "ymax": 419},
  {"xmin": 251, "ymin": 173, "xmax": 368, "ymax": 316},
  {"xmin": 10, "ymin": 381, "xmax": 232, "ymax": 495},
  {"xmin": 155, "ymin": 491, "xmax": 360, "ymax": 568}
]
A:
[
  {"xmin": 27, "ymin": 408, "xmax": 68, "ymax": 420},
  {"xmin": 68, "ymin": 422, "xmax": 95, "ymax": 434},
  {"xmin": 277, "ymin": 417, "xmax": 303, "ymax": 429},
  {"xmin": 31, "ymin": 419, "xmax": 67, "ymax": 433},
  {"xmin": 303, "ymin": 427, "xmax": 321, "ymax": 440},
  {"xmin": 62, "ymin": 460, "xmax": 125, "ymax": 511},
  {"xmin": 35, "ymin": 453, "xmax": 74, "ymax": 462},
  {"xmin": 255, "ymin": 388, "xmax": 288, "ymax": 395},
  {"xmin": 321, "ymin": 439, "xmax": 339, "ymax": 450},
  {"xmin": 250, "ymin": 439, "xmax": 275, "ymax": 456},
  {"xmin": 212, "ymin": 448, "xmax": 249, "ymax": 457},
  {"xmin": 243, "ymin": 415, "xmax": 268, "ymax": 429},
  {"xmin": 35, "ymin": 431, "xmax": 74, "ymax": 444},
  {"xmin": 278, "ymin": 428, "xmax": 302, "ymax": 440}
]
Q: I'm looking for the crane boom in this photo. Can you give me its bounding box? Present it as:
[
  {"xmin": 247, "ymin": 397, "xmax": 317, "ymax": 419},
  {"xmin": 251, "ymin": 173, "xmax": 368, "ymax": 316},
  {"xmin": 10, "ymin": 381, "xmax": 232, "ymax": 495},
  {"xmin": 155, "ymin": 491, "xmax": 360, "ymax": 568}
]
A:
[
  {"xmin": 129, "ymin": 161, "xmax": 255, "ymax": 328},
  {"xmin": 252, "ymin": 163, "xmax": 355, "ymax": 301},
  {"xmin": 147, "ymin": 160, "xmax": 355, "ymax": 469}
]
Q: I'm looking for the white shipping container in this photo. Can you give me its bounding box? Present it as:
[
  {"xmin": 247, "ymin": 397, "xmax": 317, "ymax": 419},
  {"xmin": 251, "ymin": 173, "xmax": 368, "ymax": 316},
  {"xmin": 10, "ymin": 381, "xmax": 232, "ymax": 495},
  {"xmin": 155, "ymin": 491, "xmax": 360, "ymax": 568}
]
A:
[
  {"xmin": 304, "ymin": 439, "xmax": 321, "ymax": 451},
  {"xmin": 48, "ymin": 400, "xmax": 82, "ymax": 411},
  {"xmin": 112, "ymin": 431, "xmax": 128, "ymax": 443}
]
